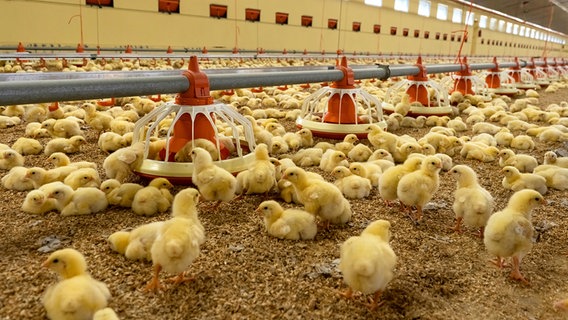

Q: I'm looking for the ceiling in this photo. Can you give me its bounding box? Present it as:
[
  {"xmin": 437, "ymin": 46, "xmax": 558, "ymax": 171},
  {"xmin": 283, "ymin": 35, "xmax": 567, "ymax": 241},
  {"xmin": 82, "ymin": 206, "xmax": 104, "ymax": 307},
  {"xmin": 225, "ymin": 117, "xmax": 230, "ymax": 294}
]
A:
[{"xmin": 469, "ymin": 0, "xmax": 568, "ymax": 35}]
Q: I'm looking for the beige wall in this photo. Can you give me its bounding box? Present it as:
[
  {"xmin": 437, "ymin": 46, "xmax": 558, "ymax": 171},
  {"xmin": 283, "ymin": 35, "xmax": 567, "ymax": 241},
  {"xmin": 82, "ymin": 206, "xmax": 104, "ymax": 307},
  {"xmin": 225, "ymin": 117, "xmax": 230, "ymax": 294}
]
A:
[{"xmin": 0, "ymin": 0, "xmax": 565, "ymax": 57}]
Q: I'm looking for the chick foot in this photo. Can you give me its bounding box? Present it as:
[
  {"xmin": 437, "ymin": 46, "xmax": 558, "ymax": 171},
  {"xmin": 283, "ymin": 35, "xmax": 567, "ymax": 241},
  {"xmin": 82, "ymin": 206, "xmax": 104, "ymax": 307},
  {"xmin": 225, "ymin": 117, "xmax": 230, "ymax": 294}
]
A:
[
  {"xmin": 365, "ymin": 291, "xmax": 385, "ymax": 311},
  {"xmin": 143, "ymin": 264, "xmax": 164, "ymax": 293},
  {"xmin": 510, "ymin": 256, "xmax": 530, "ymax": 285},
  {"xmin": 166, "ymin": 272, "xmax": 195, "ymax": 285},
  {"xmin": 489, "ymin": 256, "xmax": 508, "ymax": 269},
  {"xmin": 449, "ymin": 218, "xmax": 463, "ymax": 233},
  {"xmin": 338, "ymin": 287, "xmax": 354, "ymax": 299}
]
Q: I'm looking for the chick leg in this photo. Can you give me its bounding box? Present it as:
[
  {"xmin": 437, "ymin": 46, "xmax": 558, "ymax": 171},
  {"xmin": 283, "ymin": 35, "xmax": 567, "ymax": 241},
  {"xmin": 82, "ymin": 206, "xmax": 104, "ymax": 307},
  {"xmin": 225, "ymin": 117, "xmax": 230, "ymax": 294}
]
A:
[
  {"xmin": 489, "ymin": 256, "xmax": 507, "ymax": 269},
  {"xmin": 366, "ymin": 291, "xmax": 385, "ymax": 311},
  {"xmin": 414, "ymin": 206, "xmax": 423, "ymax": 221},
  {"xmin": 338, "ymin": 287, "xmax": 354, "ymax": 299},
  {"xmin": 144, "ymin": 264, "xmax": 164, "ymax": 292},
  {"xmin": 450, "ymin": 217, "xmax": 463, "ymax": 233},
  {"xmin": 166, "ymin": 271, "xmax": 195, "ymax": 285},
  {"xmin": 510, "ymin": 256, "xmax": 529, "ymax": 285},
  {"xmin": 473, "ymin": 226, "xmax": 485, "ymax": 239}
]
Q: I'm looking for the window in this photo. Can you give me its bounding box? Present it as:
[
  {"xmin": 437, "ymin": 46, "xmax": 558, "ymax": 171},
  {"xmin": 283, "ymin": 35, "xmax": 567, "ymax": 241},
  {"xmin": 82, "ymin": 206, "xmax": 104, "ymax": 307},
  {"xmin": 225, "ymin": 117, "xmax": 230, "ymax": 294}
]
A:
[
  {"xmin": 519, "ymin": 26, "xmax": 525, "ymax": 37},
  {"xmin": 530, "ymin": 29, "xmax": 535, "ymax": 38},
  {"xmin": 489, "ymin": 18, "xmax": 497, "ymax": 30},
  {"xmin": 390, "ymin": 26, "xmax": 397, "ymax": 35},
  {"xmin": 418, "ymin": 0, "xmax": 430, "ymax": 17},
  {"xmin": 436, "ymin": 4, "xmax": 448, "ymax": 20},
  {"xmin": 465, "ymin": 12, "xmax": 474, "ymax": 26},
  {"xmin": 513, "ymin": 24, "xmax": 519, "ymax": 35},
  {"xmin": 301, "ymin": 15, "xmax": 313, "ymax": 27},
  {"xmin": 373, "ymin": 24, "xmax": 381, "ymax": 34},
  {"xmin": 328, "ymin": 19, "xmax": 338, "ymax": 30},
  {"xmin": 435, "ymin": 32, "xmax": 440, "ymax": 40},
  {"xmin": 505, "ymin": 22, "xmax": 512, "ymax": 33},
  {"xmin": 353, "ymin": 22, "xmax": 361, "ymax": 32},
  {"xmin": 394, "ymin": 0, "xmax": 409, "ymax": 12},
  {"xmin": 479, "ymin": 15, "xmax": 487, "ymax": 28},
  {"xmin": 86, "ymin": 0, "xmax": 113, "ymax": 7},
  {"xmin": 452, "ymin": 8, "xmax": 462, "ymax": 23},
  {"xmin": 498, "ymin": 20, "xmax": 505, "ymax": 32},
  {"xmin": 403, "ymin": 28, "xmax": 409, "ymax": 37},
  {"xmin": 210, "ymin": 4, "xmax": 228, "ymax": 19},
  {"xmin": 414, "ymin": 29, "xmax": 420, "ymax": 37},
  {"xmin": 443, "ymin": 33, "xmax": 448, "ymax": 40},
  {"xmin": 364, "ymin": 0, "xmax": 382, "ymax": 7},
  {"xmin": 424, "ymin": 31, "xmax": 430, "ymax": 39},
  {"xmin": 245, "ymin": 8, "xmax": 260, "ymax": 22},
  {"xmin": 275, "ymin": 12, "xmax": 288, "ymax": 25},
  {"xmin": 159, "ymin": 0, "xmax": 179, "ymax": 14}
]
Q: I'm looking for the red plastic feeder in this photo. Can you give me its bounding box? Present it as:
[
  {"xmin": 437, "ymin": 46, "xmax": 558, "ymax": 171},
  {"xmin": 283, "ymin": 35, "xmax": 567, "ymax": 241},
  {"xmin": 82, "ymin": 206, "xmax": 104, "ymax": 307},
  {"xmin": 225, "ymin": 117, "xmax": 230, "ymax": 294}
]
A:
[{"xmin": 484, "ymin": 57, "xmax": 519, "ymax": 96}]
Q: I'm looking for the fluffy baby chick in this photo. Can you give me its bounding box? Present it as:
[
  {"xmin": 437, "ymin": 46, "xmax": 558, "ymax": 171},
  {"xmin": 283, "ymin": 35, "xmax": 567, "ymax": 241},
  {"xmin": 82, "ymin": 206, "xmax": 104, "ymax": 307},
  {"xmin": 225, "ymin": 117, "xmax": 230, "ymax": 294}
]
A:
[
  {"xmin": 510, "ymin": 135, "xmax": 535, "ymax": 151},
  {"xmin": 269, "ymin": 136, "xmax": 289, "ymax": 155},
  {"xmin": 281, "ymin": 147, "xmax": 323, "ymax": 167},
  {"xmin": 22, "ymin": 189, "xmax": 57, "ymax": 214},
  {"xmin": 63, "ymin": 168, "xmax": 101, "ymax": 190},
  {"xmin": 103, "ymin": 143, "xmax": 145, "ymax": 183},
  {"xmin": 42, "ymin": 248, "xmax": 111, "ymax": 320},
  {"xmin": 320, "ymin": 149, "xmax": 349, "ymax": 173},
  {"xmin": 0, "ymin": 149, "xmax": 24, "ymax": 170},
  {"xmin": 191, "ymin": 147, "xmax": 237, "ymax": 208},
  {"xmin": 392, "ymin": 142, "xmax": 422, "ymax": 163},
  {"xmin": 98, "ymin": 132, "xmax": 127, "ymax": 153},
  {"xmin": 50, "ymin": 118, "xmax": 84, "ymax": 138},
  {"xmin": 48, "ymin": 152, "xmax": 97, "ymax": 170},
  {"xmin": 245, "ymin": 115, "xmax": 273, "ymax": 146},
  {"xmin": 174, "ymin": 138, "xmax": 219, "ymax": 163},
  {"xmin": 366, "ymin": 124, "xmax": 399, "ymax": 154},
  {"xmin": 347, "ymin": 144, "xmax": 373, "ymax": 162},
  {"xmin": 296, "ymin": 128, "xmax": 314, "ymax": 148},
  {"xmin": 282, "ymin": 167, "xmax": 352, "ymax": 226},
  {"xmin": 339, "ymin": 220, "xmax": 397, "ymax": 310},
  {"xmin": 498, "ymin": 149, "xmax": 538, "ymax": 173},
  {"xmin": 368, "ymin": 149, "xmax": 394, "ymax": 163},
  {"xmin": 256, "ymin": 200, "xmax": 317, "ymax": 240},
  {"xmin": 25, "ymin": 166, "xmax": 75, "ymax": 189},
  {"xmin": 2, "ymin": 166, "xmax": 34, "ymax": 191},
  {"xmin": 82, "ymin": 103, "xmax": 113, "ymax": 134},
  {"xmin": 460, "ymin": 142, "xmax": 499, "ymax": 162},
  {"xmin": 533, "ymin": 166, "xmax": 568, "ymax": 190},
  {"xmin": 484, "ymin": 189, "xmax": 544, "ymax": 284},
  {"xmin": 131, "ymin": 178, "xmax": 173, "ymax": 216},
  {"xmin": 282, "ymin": 132, "xmax": 302, "ymax": 151},
  {"xmin": 349, "ymin": 162, "xmax": 382, "ymax": 187},
  {"xmin": 335, "ymin": 134, "xmax": 359, "ymax": 156},
  {"xmin": 235, "ymin": 144, "xmax": 277, "ymax": 195},
  {"xmin": 264, "ymin": 122, "xmax": 286, "ymax": 137},
  {"xmin": 378, "ymin": 157, "xmax": 423, "ymax": 206},
  {"xmin": 397, "ymin": 156, "xmax": 442, "ymax": 221},
  {"xmin": 11, "ymin": 137, "xmax": 43, "ymax": 155},
  {"xmin": 543, "ymin": 151, "xmax": 568, "ymax": 168},
  {"xmin": 44, "ymin": 136, "xmax": 86, "ymax": 156},
  {"xmin": 100, "ymin": 179, "xmax": 144, "ymax": 208},
  {"xmin": 501, "ymin": 166, "xmax": 548, "ymax": 195},
  {"xmin": 108, "ymin": 221, "xmax": 164, "ymax": 261},
  {"xmin": 394, "ymin": 94, "xmax": 411, "ymax": 116},
  {"xmin": 47, "ymin": 183, "xmax": 108, "ymax": 216},
  {"xmin": 450, "ymin": 165, "xmax": 494, "ymax": 237},
  {"xmin": 146, "ymin": 188, "xmax": 205, "ymax": 292},
  {"xmin": 332, "ymin": 166, "xmax": 372, "ymax": 199}
]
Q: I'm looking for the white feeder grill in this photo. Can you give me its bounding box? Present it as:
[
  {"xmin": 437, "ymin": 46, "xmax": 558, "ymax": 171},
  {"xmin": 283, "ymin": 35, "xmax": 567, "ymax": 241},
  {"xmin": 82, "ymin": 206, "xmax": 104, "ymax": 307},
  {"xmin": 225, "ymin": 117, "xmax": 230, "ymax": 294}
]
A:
[
  {"xmin": 440, "ymin": 73, "xmax": 492, "ymax": 102},
  {"xmin": 545, "ymin": 66, "xmax": 560, "ymax": 82},
  {"xmin": 383, "ymin": 79, "xmax": 452, "ymax": 116},
  {"xmin": 485, "ymin": 70, "xmax": 519, "ymax": 96},
  {"xmin": 532, "ymin": 67, "xmax": 551, "ymax": 87},
  {"xmin": 507, "ymin": 68, "xmax": 538, "ymax": 90},
  {"xmin": 132, "ymin": 101, "xmax": 257, "ymax": 181},
  {"xmin": 296, "ymin": 86, "xmax": 387, "ymax": 138}
]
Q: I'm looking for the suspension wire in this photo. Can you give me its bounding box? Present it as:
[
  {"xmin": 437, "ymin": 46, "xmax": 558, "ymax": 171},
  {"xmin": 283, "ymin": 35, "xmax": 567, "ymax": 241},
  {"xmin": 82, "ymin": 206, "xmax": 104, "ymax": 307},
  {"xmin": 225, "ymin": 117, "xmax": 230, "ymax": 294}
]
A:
[
  {"xmin": 542, "ymin": 4, "xmax": 554, "ymax": 58},
  {"xmin": 452, "ymin": 1, "xmax": 474, "ymax": 64}
]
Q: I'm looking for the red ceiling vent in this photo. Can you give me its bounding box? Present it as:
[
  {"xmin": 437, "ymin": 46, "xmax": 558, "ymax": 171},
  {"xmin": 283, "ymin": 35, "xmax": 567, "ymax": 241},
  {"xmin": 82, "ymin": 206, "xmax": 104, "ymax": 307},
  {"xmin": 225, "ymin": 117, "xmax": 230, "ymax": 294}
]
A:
[
  {"xmin": 352, "ymin": 22, "xmax": 361, "ymax": 32},
  {"xmin": 424, "ymin": 31, "xmax": 430, "ymax": 39},
  {"xmin": 210, "ymin": 4, "xmax": 227, "ymax": 19},
  {"xmin": 245, "ymin": 8, "xmax": 260, "ymax": 22},
  {"xmin": 328, "ymin": 19, "xmax": 338, "ymax": 30},
  {"xmin": 390, "ymin": 26, "xmax": 397, "ymax": 35},
  {"xmin": 403, "ymin": 28, "xmax": 409, "ymax": 37},
  {"xmin": 374, "ymin": 24, "xmax": 381, "ymax": 34},
  {"xmin": 414, "ymin": 29, "xmax": 420, "ymax": 38},
  {"xmin": 275, "ymin": 12, "xmax": 288, "ymax": 25},
  {"xmin": 159, "ymin": 0, "xmax": 179, "ymax": 14}
]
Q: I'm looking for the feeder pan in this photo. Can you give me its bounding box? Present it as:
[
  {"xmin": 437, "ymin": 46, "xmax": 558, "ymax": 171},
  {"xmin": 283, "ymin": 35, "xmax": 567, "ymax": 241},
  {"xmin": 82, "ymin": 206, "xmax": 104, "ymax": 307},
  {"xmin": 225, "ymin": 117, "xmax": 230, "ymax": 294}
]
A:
[
  {"xmin": 530, "ymin": 66, "xmax": 551, "ymax": 89},
  {"xmin": 507, "ymin": 69, "xmax": 538, "ymax": 90},
  {"xmin": 295, "ymin": 56, "xmax": 387, "ymax": 140},
  {"xmin": 132, "ymin": 102, "xmax": 256, "ymax": 184},
  {"xmin": 485, "ymin": 70, "xmax": 519, "ymax": 96},
  {"xmin": 440, "ymin": 73, "xmax": 492, "ymax": 103}
]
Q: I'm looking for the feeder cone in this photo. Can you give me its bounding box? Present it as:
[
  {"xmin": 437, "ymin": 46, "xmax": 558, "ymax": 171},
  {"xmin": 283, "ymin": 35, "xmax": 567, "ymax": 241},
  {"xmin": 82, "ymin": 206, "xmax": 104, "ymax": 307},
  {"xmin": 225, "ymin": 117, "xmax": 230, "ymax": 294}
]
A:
[
  {"xmin": 485, "ymin": 57, "xmax": 501, "ymax": 89},
  {"xmin": 48, "ymin": 102, "xmax": 60, "ymax": 112},
  {"xmin": 125, "ymin": 45, "xmax": 133, "ymax": 54},
  {"xmin": 76, "ymin": 43, "xmax": 84, "ymax": 53},
  {"xmin": 166, "ymin": 46, "xmax": 173, "ymax": 54},
  {"xmin": 202, "ymin": 47, "xmax": 208, "ymax": 54},
  {"xmin": 452, "ymin": 57, "xmax": 474, "ymax": 95},
  {"xmin": 406, "ymin": 56, "xmax": 431, "ymax": 106},
  {"xmin": 16, "ymin": 42, "xmax": 25, "ymax": 52},
  {"xmin": 323, "ymin": 56, "xmax": 358, "ymax": 124}
]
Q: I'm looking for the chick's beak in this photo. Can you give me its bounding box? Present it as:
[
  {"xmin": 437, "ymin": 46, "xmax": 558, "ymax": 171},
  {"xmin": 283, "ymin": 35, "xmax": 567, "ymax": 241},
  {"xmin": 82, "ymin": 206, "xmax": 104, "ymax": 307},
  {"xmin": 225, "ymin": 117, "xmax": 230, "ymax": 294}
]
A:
[{"xmin": 42, "ymin": 259, "xmax": 50, "ymax": 268}]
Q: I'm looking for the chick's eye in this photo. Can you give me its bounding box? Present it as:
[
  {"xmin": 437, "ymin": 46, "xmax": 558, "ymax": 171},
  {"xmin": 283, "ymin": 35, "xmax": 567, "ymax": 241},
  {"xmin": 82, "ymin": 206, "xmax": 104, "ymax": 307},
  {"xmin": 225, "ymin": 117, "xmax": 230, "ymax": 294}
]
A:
[
  {"xmin": 264, "ymin": 206, "xmax": 268, "ymax": 210},
  {"xmin": 535, "ymin": 197, "xmax": 540, "ymax": 201},
  {"xmin": 52, "ymin": 258, "xmax": 59, "ymax": 263}
]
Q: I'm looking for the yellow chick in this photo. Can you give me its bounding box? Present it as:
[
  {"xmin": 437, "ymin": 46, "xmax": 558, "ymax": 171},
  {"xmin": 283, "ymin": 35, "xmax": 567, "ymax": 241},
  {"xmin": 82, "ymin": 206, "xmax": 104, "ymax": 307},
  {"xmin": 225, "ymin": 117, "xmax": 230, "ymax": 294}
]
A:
[
  {"xmin": 174, "ymin": 138, "xmax": 219, "ymax": 162},
  {"xmin": 537, "ymin": 127, "xmax": 568, "ymax": 143},
  {"xmin": 296, "ymin": 128, "xmax": 314, "ymax": 148},
  {"xmin": 2, "ymin": 166, "xmax": 34, "ymax": 191},
  {"xmin": 498, "ymin": 149, "xmax": 538, "ymax": 173},
  {"xmin": 282, "ymin": 131, "xmax": 302, "ymax": 151},
  {"xmin": 191, "ymin": 147, "xmax": 237, "ymax": 208},
  {"xmin": 108, "ymin": 221, "xmax": 164, "ymax": 261},
  {"xmin": 339, "ymin": 220, "xmax": 397, "ymax": 310},
  {"xmin": 98, "ymin": 132, "xmax": 127, "ymax": 153},
  {"xmin": 378, "ymin": 157, "xmax": 423, "ymax": 206},
  {"xmin": 146, "ymin": 188, "xmax": 205, "ymax": 292},
  {"xmin": 368, "ymin": 149, "xmax": 394, "ymax": 163},
  {"xmin": 397, "ymin": 155, "xmax": 442, "ymax": 221},
  {"xmin": 450, "ymin": 165, "xmax": 494, "ymax": 236},
  {"xmin": 366, "ymin": 124, "xmax": 399, "ymax": 154},
  {"xmin": 392, "ymin": 142, "xmax": 422, "ymax": 163},
  {"xmin": 11, "ymin": 137, "xmax": 43, "ymax": 155},
  {"xmin": 42, "ymin": 248, "xmax": 111, "ymax": 320},
  {"xmin": 281, "ymin": 147, "xmax": 323, "ymax": 167},
  {"xmin": 93, "ymin": 307, "xmax": 120, "ymax": 320},
  {"xmin": 82, "ymin": 103, "xmax": 113, "ymax": 134},
  {"xmin": 483, "ymin": 189, "xmax": 544, "ymax": 284},
  {"xmin": 256, "ymin": 200, "xmax": 317, "ymax": 240},
  {"xmin": 264, "ymin": 122, "xmax": 286, "ymax": 137},
  {"xmin": 25, "ymin": 122, "xmax": 50, "ymax": 138},
  {"xmin": 543, "ymin": 151, "xmax": 568, "ymax": 168},
  {"xmin": 472, "ymin": 122, "xmax": 503, "ymax": 135},
  {"xmin": 48, "ymin": 185, "xmax": 108, "ymax": 216},
  {"xmin": 332, "ymin": 166, "xmax": 372, "ymax": 199},
  {"xmin": 245, "ymin": 115, "xmax": 273, "ymax": 146},
  {"xmin": 347, "ymin": 143, "xmax": 373, "ymax": 162},
  {"xmin": 63, "ymin": 168, "xmax": 101, "ymax": 190},
  {"xmin": 236, "ymin": 144, "xmax": 277, "ymax": 195},
  {"xmin": 109, "ymin": 118, "xmax": 135, "ymax": 136},
  {"xmin": 533, "ymin": 166, "xmax": 568, "ymax": 190},
  {"xmin": 0, "ymin": 149, "xmax": 25, "ymax": 170},
  {"xmin": 320, "ymin": 149, "xmax": 349, "ymax": 173},
  {"xmin": 131, "ymin": 178, "xmax": 173, "ymax": 216},
  {"xmin": 501, "ymin": 166, "xmax": 548, "ymax": 195},
  {"xmin": 394, "ymin": 94, "xmax": 411, "ymax": 116},
  {"xmin": 44, "ymin": 136, "xmax": 87, "ymax": 156},
  {"xmin": 51, "ymin": 118, "xmax": 84, "ymax": 138},
  {"xmin": 22, "ymin": 189, "xmax": 57, "ymax": 214},
  {"xmin": 48, "ymin": 152, "xmax": 97, "ymax": 170},
  {"xmin": 282, "ymin": 167, "xmax": 352, "ymax": 226},
  {"xmin": 313, "ymin": 141, "xmax": 336, "ymax": 153},
  {"xmin": 25, "ymin": 166, "xmax": 76, "ymax": 189},
  {"xmin": 335, "ymin": 134, "xmax": 359, "ymax": 156},
  {"xmin": 269, "ymin": 136, "xmax": 289, "ymax": 155},
  {"xmin": 100, "ymin": 179, "xmax": 144, "ymax": 208},
  {"xmin": 510, "ymin": 135, "xmax": 535, "ymax": 151},
  {"xmin": 349, "ymin": 162, "xmax": 382, "ymax": 187},
  {"xmin": 460, "ymin": 142, "xmax": 499, "ymax": 162},
  {"xmin": 102, "ymin": 143, "xmax": 145, "ymax": 183}
]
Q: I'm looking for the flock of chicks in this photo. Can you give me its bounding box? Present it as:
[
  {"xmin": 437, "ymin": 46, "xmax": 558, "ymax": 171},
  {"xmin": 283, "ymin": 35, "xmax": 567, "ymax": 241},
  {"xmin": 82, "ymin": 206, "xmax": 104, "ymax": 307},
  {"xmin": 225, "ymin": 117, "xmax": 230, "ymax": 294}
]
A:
[{"xmin": 3, "ymin": 57, "xmax": 568, "ymax": 318}]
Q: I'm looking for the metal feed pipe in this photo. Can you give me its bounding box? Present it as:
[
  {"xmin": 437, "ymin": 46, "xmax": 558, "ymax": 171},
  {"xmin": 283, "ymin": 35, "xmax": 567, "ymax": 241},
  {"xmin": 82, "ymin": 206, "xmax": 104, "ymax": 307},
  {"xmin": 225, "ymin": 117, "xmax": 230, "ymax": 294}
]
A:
[{"xmin": 0, "ymin": 58, "xmax": 534, "ymax": 106}]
